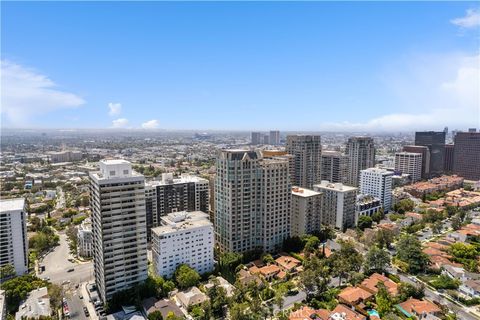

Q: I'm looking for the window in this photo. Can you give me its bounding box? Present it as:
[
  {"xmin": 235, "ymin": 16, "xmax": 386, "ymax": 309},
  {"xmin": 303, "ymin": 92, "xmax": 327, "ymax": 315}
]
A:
[
  {"xmin": 110, "ymin": 171, "xmax": 116, "ymax": 176},
  {"xmin": 123, "ymin": 170, "xmax": 129, "ymax": 175}
]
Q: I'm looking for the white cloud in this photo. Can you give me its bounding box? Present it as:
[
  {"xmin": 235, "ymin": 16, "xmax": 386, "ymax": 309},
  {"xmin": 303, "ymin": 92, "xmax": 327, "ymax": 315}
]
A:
[
  {"xmin": 451, "ymin": 9, "xmax": 480, "ymax": 29},
  {"xmin": 111, "ymin": 118, "xmax": 129, "ymax": 128},
  {"xmin": 108, "ymin": 102, "xmax": 122, "ymax": 116},
  {"xmin": 321, "ymin": 53, "xmax": 480, "ymax": 132},
  {"xmin": 141, "ymin": 119, "xmax": 160, "ymax": 129},
  {"xmin": 1, "ymin": 60, "xmax": 85, "ymax": 126}
]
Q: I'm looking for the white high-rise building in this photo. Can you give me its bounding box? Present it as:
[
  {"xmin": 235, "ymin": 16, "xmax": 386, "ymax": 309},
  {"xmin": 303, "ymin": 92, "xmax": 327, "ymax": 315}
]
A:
[
  {"xmin": 215, "ymin": 150, "xmax": 291, "ymax": 253},
  {"xmin": 151, "ymin": 211, "xmax": 214, "ymax": 278},
  {"xmin": 359, "ymin": 168, "xmax": 393, "ymax": 212},
  {"xmin": 394, "ymin": 152, "xmax": 423, "ymax": 183},
  {"xmin": 286, "ymin": 135, "xmax": 322, "ymax": 189},
  {"xmin": 77, "ymin": 218, "xmax": 93, "ymax": 258},
  {"xmin": 345, "ymin": 137, "xmax": 375, "ymax": 187},
  {"xmin": 90, "ymin": 160, "xmax": 148, "ymax": 303},
  {"xmin": 0, "ymin": 198, "xmax": 28, "ymax": 276},
  {"xmin": 314, "ymin": 181, "xmax": 357, "ymax": 231},
  {"xmin": 291, "ymin": 187, "xmax": 323, "ymax": 237}
]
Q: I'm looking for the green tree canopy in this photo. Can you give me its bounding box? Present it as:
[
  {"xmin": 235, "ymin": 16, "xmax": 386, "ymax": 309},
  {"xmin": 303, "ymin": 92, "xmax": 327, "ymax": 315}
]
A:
[
  {"xmin": 358, "ymin": 216, "xmax": 373, "ymax": 230},
  {"xmin": 396, "ymin": 235, "xmax": 429, "ymax": 274},
  {"xmin": 174, "ymin": 264, "xmax": 201, "ymax": 289},
  {"xmin": 364, "ymin": 246, "xmax": 390, "ymax": 275}
]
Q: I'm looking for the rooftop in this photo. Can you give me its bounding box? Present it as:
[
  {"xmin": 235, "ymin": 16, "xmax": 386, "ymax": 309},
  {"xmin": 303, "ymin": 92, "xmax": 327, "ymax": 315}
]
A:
[
  {"xmin": 152, "ymin": 211, "xmax": 212, "ymax": 235},
  {"xmin": 291, "ymin": 186, "xmax": 321, "ymax": 197},
  {"xmin": 0, "ymin": 198, "xmax": 25, "ymax": 212},
  {"xmin": 314, "ymin": 181, "xmax": 357, "ymax": 192}
]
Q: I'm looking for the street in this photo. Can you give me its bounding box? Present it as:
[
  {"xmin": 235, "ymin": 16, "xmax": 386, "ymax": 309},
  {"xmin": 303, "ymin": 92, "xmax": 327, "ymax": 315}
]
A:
[
  {"xmin": 40, "ymin": 232, "xmax": 94, "ymax": 285},
  {"xmin": 38, "ymin": 231, "xmax": 94, "ymax": 320}
]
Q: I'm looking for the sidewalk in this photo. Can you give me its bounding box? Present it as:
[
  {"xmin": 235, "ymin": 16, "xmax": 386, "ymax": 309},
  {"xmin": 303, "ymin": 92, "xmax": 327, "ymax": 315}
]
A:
[{"xmin": 80, "ymin": 282, "xmax": 99, "ymax": 320}]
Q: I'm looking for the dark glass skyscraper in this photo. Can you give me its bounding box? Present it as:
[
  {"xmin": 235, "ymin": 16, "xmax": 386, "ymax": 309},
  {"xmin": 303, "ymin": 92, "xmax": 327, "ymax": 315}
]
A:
[
  {"xmin": 453, "ymin": 131, "xmax": 480, "ymax": 181},
  {"xmin": 414, "ymin": 131, "xmax": 446, "ymax": 178}
]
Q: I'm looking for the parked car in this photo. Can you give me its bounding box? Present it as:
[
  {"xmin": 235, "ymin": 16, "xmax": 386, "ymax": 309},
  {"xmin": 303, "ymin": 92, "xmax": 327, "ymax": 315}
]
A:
[{"xmin": 83, "ymin": 307, "xmax": 90, "ymax": 317}]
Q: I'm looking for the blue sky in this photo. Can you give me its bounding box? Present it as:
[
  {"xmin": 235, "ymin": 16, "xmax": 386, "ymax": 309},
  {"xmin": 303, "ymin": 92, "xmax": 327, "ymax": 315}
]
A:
[{"xmin": 1, "ymin": 2, "xmax": 479, "ymax": 131}]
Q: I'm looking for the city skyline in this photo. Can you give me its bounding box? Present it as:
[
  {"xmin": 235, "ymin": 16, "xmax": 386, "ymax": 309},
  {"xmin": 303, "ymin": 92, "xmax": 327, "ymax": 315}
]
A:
[{"xmin": 2, "ymin": 2, "xmax": 479, "ymax": 131}]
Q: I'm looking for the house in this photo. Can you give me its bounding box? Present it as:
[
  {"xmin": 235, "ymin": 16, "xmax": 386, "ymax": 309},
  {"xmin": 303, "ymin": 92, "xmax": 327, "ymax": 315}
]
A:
[
  {"xmin": 15, "ymin": 287, "xmax": 51, "ymax": 320},
  {"xmin": 429, "ymin": 255, "xmax": 462, "ymax": 271},
  {"xmin": 275, "ymin": 255, "xmax": 301, "ymax": 273},
  {"xmin": 288, "ymin": 306, "xmax": 326, "ymax": 320},
  {"xmin": 459, "ymin": 280, "xmax": 480, "ymax": 298},
  {"xmin": 396, "ymin": 298, "xmax": 442, "ymax": 319},
  {"xmin": 106, "ymin": 307, "xmax": 145, "ymax": 320},
  {"xmin": 237, "ymin": 269, "xmax": 263, "ymax": 287},
  {"xmin": 337, "ymin": 286, "xmax": 373, "ymax": 307},
  {"xmin": 442, "ymin": 265, "xmax": 466, "ymax": 281},
  {"xmin": 175, "ymin": 287, "xmax": 208, "ymax": 309},
  {"xmin": 141, "ymin": 298, "xmax": 184, "ymax": 319},
  {"xmin": 256, "ymin": 264, "xmax": 281, "ymax": 281},
  {"xmin": 204, "ymin": 276, "xmax": 235, "ymax": 298},
  {"xmin": 328, "ymin": 304, "xmax": 366, "ymax": 320},
  {"xmin": 359, "ymin": 273, "xmax": 398, "ymax": 296}
]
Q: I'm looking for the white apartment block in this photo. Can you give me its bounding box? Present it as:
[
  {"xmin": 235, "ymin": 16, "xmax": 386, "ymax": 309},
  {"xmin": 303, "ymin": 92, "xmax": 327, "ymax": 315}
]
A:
[
  {"xmin": 395, "ymin": 152, "xmax": 423, "ymax": 183},
  {"xmin": 314, "ymin": 181, "xmax": 357, "ymax": 231},
  {"xmin": 359, "ymin": 168, "xmax": 393, "ymax": 212},
  {"xmin": 77, "ymin": 218, "xmax": 93, "ymax": 258},
  {"xmin": 90, "ymin": 159, "xmax": 148, "ymax": 303},
  {"xmin": 345, "ymin": 137, "xmax": 375, "ymax": 187},
  {"xmin": 291, "ymin": 187, "xmax": 323, "ymax": 237},
  {"xmin": 48, "ymin": 150, "xmax": 83, "ymax": 163},
  {"xmin": 355, "ymin": 194, "xmax": 382, "ymax": 224},
  {"xmin": 286, "ymin": 135, "xmax": 322, "ymax": 189},
  {"xmin": 215, "ymin": 150, "xmax": 291, "ymax": 253},
  {"xmin": 152, "ymin": 211, "xmax": 214, "ymax": 278},
  {"xmin": 0, "ymin": 198, "xmax": 28, "ymax": 276},
  {"xmin": 145, "ymin": 173, "xmax": 209, "ymax": 241}
]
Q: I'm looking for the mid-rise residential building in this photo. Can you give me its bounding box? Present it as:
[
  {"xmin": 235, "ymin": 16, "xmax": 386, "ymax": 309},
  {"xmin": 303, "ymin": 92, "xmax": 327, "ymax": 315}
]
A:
[
  {"xmin": 355, "ymin": 194, "xmax": 382, "ymax": 225},
  {"xmin": 321, "ymin": 151, "xmax": 348, "ymax": 184},
  {"xmin": 151, "ymin": 211, "xmax": 214, "ymax": 278},
  {"xmin": 394, "ymin": 152, "xmax": 423, "ymax": 183},
  {"xmin": 415, "ymin": 131, "xmax": 446, "ymax": 177},
  {"xmin": 403, "ymin": 145, "xmax": 430, "ymax": 179},
  {"xmin": 453, "ymin": 131, "xmax": 480, "ymax": 181},
  {"xmin": 359, "ymin": 168, "xmax": 393, "ymax": 212},
  {"xmin": 444, "ymin": 144, "xmax": 454, "ymax": 173},
  {"xmin": 314, "ymin": 181, "xmax": 357, "ymax": 231},
  {"xmin": 90, "ymin": 159, "xmax": 148, "ymax": 303},
  {"xmin": 145, "ymin": 173, "xmax": 209, "ymax": 241},
  {"xmin": 47, "ymin": 150, "xmax": 83, "ymax": 163},
  {"xmin": 77, "ymin": 218, "xmax": 93, "ymax": 258},
  {"xmin": 0, "ymin": 198, "xmax": 28, "ymax": 276},
  {"xmin": 286, "ymin": 135, "xmax": 322, "ymax": 188},
  {"xmin": 345, "ymin": 137, "xmax": 375, "ymax": 187},
  {"xmin": 291, "ymin": 187, "xmax": 323, "ymax": 237},
  {"xmin": 269, "ymin": 130, "xmax": 280, "ymax": 145},
  {"xmin": 215, "ymin": 150, "xmax": 291, "ymax": 253}
]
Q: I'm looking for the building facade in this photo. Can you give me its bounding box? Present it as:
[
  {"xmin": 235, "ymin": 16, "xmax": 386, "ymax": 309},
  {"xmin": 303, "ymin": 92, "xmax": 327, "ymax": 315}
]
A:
[
  {"xmin": 394, "ymin": 152, "xmax": 423, "ymax": 183},
  {"xmin": 453, "ymin": 131, "xmax": 480, "ymax": 181},
  {"xmin": 90, "ymin": 160, "xmax": 148, "ymax": 303},
  {"xmin": 145, "ymin": 174, "xmax": 209, "ymax": 241},
  {"xmin": 403, "ymin": 145, "xmax": 430, "ymax": 179},
  {"xmin": 359, "ymin": 168, "xmax": 393, "ymax": 212},
  {"xmin": 314, "ymin": 181, "xmax": 357, "ymax": 231},
  {"xmin": 355, "ymin": 194, "xmax": 382, "ymax": 224},
  {"xmin": 215, "ymin": 150, "xmax": 291, "ymax": 253},
  {"xmin": 251, "ymin": 132, "xmax": 262, "ymax": 145},
  {"xmin": 286, "ymin": 135, "xmax": 322, "ymax": 189},
  {"xmin": 291, "ymin": 187, "xmax": 323, "ymax": 237},
  {"xmin": 345, "ymin": 137, "xmax": 375, "ymax": 187},
  {"xmin": 444, "ymin": 144, "xmax": 454, "ymax": 173},
  {"xmin": 151, "ymin": 211, "xmax": 214, "ymax": 278},
  {"xmin": 77, "ymin": 218, "xmax": 93, "ymax": 258},
  {"xmin": 0, "ymin": 198, "xmax": 28, "ymax": 276},
  {"xmin": 269, "ymin": 131, "xmax": 280, "ymax": 145},
  {"xmin": 415, "ymin": 131, "xmax": 446, "ymax": 177},
  {"xmin": 321, "ymin": 151, "xmax": 348, "ymax": 184}
]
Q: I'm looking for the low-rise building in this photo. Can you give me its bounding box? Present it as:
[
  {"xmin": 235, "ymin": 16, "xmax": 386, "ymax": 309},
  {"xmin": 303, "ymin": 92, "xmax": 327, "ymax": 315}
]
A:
[
  {"xmin": 404, "ymin": 175, "xmax": 464, "ymax": 198},
  {"xmin": 0, "ymin": 290, "xmax": 5, "ymax": 320},
  {"xmin": 355, "ymin": 194, "xmax": 382, "ymax": 224},
  {"xmin": 175, "ymin": 287, "xmax": 208, "ymax": 309},
  {"xmin": 396, "ymin": 298, "xmax": 442, "ymax": 319},
  {"xmin": 152, "ymin": 211, "xmax": 214, "ymax": 278},
  {"xmin": 15, "ymin": 287, "xmax": 51, "ymax": 320},
  {"xmin": 359, "ymin": 273, "xmax": 398, "ymax": 296},
  {"xmin": 77, "ymin": 218, "xmax": 93, "ymax": 258},
  {"xmin": 204, "ymin": 277, "xmax": 235, "ymax": 298},
  {"xmin": 141, "ymin": 298, "xmax": 184, "ymax": 320},
  {"xmin": 459, "ymin": 280, "xmax": 480, "ymax": 298},
  {"xmin": 337, "ymin": 286, "xmax": 373, "ymax": 307}
]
